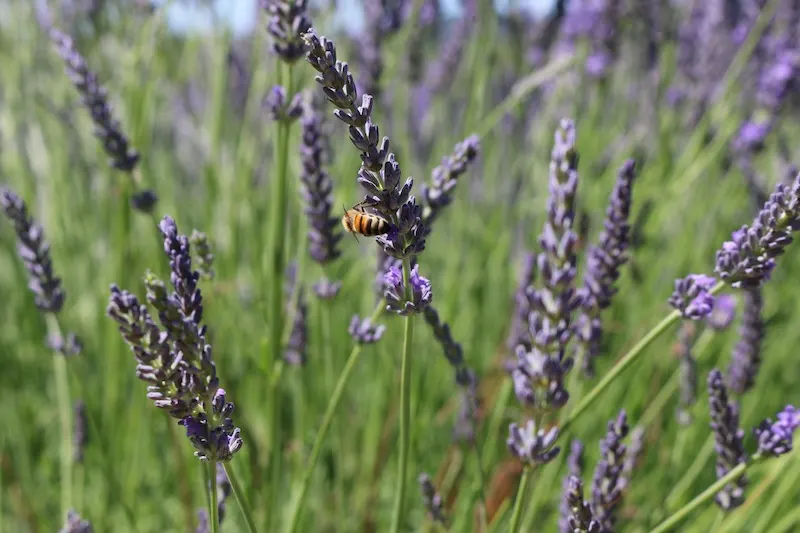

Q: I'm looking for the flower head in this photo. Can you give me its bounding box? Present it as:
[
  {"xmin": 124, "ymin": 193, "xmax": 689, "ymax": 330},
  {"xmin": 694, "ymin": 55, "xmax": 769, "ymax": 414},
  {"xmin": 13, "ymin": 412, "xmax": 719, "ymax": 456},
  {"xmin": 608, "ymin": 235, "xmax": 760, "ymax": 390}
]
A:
[
  {"xmin": 507, "ymin": 419, "xmax": 560, "ymax": 465},
  {"xmin": 590, "ymin": 410, "xmax": 630, "ymax": 531},
  {"xmin": 668, "ymin": 274, "xmax": 717, "ymax": 319},
  {"xmin": 262, "ymin": 0, "xmax": 312, "ymax": 63},
  {"xmin": 564, "ymin": 476, "xmax": 601, "ymax": 533},
  {"xmin": 726, "ymin": 288, "xmax": 763, "ymax": 394},
  {"xmin": 348, "ymin": 315, "xmax": 386, "ymax": 344},
  {"xmin": 708, "ymin": 369, "xmax": 747, "ymax": 510},
  {"xmin": 59, "ymin": 510, "xmax": 92, "ymax": 533},
  {"xmin": 754, "ymin": 405, "xmax": 800, "ymax": 457},
  {"xmin": 421, "ymin": 134, "xmax": 481, "ymax": 227},
  {"xmin": 265, "ymin": 85, "xmax": 303, "ymax": 123},
  {"xmin": 383, "ymin": 264, "xmax": 432, "ymax": 315}
]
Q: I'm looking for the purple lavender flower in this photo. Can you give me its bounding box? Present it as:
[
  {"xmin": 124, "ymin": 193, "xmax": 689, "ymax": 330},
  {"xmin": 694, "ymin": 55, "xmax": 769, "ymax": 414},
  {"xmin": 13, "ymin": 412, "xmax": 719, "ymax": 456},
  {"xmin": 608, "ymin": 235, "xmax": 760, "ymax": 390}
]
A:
[
  {"xmin": 507, "ymin": 419, "xmax": 560, "ymax": 465},
  {"xmin": 564, "ymin": 476, "xmax": 601, "ymax": 533},
  {"xmin": 196, "ymin": 463, "xmax": 232, "ymax": 532},
  {"xmin": 423, "ymin": 306, "xmax": 464, "ymax": 369},
  {"xmin": 714, "ymin": 172, "xmax": 800, "ymax": 288},
  {"xmin": 423, "ymin": 0, "xmax": 477, "ymax": 95},
  {"xmin": 706, "ymin": 294, "xmax": 736, "ymax": 330},
  {"xmin": 383, "ymin": 264, "xmax": 432, "ymax": 315},
  {"xmin": 677, "ymin": 322, "xmax": 698, "ymax": 425},
  {"xmin": 303, "ymin": 31, "xmax": 428, "ymax": 261},
  {"xmin": 190, "ymin": 230, "xmax": 214, "ymax": 281},
  {"xmin": 707, "ymin": 369, "xmax": 747, "ymax": 510},
  {"xmin": 47, "ymin": 331, "xmax": 82, "ymax": 356},
  {"xmin": 506, "ymin": 252, "xmax": 536, "ymax": 355},
  {"xmin": 575, "ymin": 159, "xmax": 637, "ymax": 373},
  {"xmin": 418, "ymin": 472, "xmax": 447, "ymax": 526},
  {"xmin": 48, "ymin": 29, "xmax": 141, "ymax": 174},
  {"xmin": 73, "ymin": 400, "xmax": 87, "ymax": 463},
  {"xmin": 262, "ymin": 0, "xmax": 312, "ymax": 63},
  {"xmin": 754, "ymin": 405, "xmax": 800, "ymax": 457},
  {"xmin": 300, "ymin": 94, "xmax": 342, "ymax": 265},
  {"xmin": 668, "ymin": 274, "xmax": 717, "ymax": 320},
  {"xmin": 421, "ymin": 134, "xmax": 481, "ymax": 227},
  {"xmin": 348, "ymin": 315, "xmax": 386, "ymax": 344},
  {"xmin": 107, "ymin": 216, "xmax": 243, "ymax": 462},
  {"xmin": 284, "ymin": 286, "xmax": 307, "ymax": 366},
  {"xmin": 559, "ymin": 440, "xmax": 585, "ymax": 533},
  {"xmin": 265, "ymin": 85, "xmax": 303, "ymax": 123},
  {"xmin": 59, "ymin": 510, "xmax": 92, "ymax": 533},
  {"xmin": 313, "ymin": 278, "xmax": 342, "ymax": 300},
  {"xmin": 590, "ymin": 410, "xmax": 629, "ymax": 531},
  {"xmin": 563, "ymin": 0, "xmax": 622, "ymax": 79},
  {"xmin": 726, "ymin": 288, "xmax": 763, "ymax": 395},
  {"xmin": 511, "ymin": 120, "xmax": 582, "ymax": 412},
  {"xmin": 623, "ymin": 426, "xmax": 645, "ymax": 480},
  {"xmin": 1, "ymin": 187, "xmax": 65, "ymax": 313}
]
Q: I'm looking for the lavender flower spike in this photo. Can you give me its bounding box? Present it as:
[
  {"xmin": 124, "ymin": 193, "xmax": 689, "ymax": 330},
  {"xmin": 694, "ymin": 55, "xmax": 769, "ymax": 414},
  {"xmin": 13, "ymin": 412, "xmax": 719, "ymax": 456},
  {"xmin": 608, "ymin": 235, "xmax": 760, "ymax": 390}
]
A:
[
  {"xmin": 421, "ymin": 134, "xmax": 481, "ymax": 227},
  {"xmin": 507, "ymin": 419, "xmax": 560, "ymax": 465},
  {"xmin": 384, "ymin": 264, "xmax": 432, "ymax": 316},
  {"xmin": 668, "ymin": 274, "xmax": 717, "ymax": 320},
  {"xmin": 59, "ymin": 510, "xmax": 93, "ymax": 533},
  {"xmin": 418, "ymin": 472, "xmax": 447, "ymax": 526},
  {"xmin": 262, "ymin": 0, "xmax": 311, "ymax": 63},
  {"xmin": 107, "ymin": 216, "xmax": 243, "ymax": 462},
  {"xmin": 348, "ymin": 315, "xmax": 386, "ymax": 344},
  {"xmin": 564, "ymin": 476, "xmax": 601, "ymax": 533},
  {"xmin": 576, "ymin": 159, "xmax": 637, "ymax": 373},
  {"xmin": 1, "ymin": 187, "xmax": 65, "ymax": 313},
  {"xmin": 714, "ymin": 171, "xmax": 800, "ymax": 288},
  {"xmin": 265, "ymin": 85, "xmax": 303, "ymax": 124},
  {"xmin": 708, "ymin": 369, "xmax": 747, "ymax": 510},
  {"xmin": 754, "ymin": 405, "xmax": 800, "ymax": 457},
  {"xmin": 49, "ymin": 29, "xmax": 140, "ymax": 174},
  {"xmin": 284, "ymin": 286, "xmax": 308, "ymax": 366},
  {"xmin": 726, "ymin": 288, "xmax": 763, "ymax": 394},
  {"xmin": 590, "ymin": 410, "xmax": 629, "ymax": 532},
  {"xmin": 559, "ymin": 440, "xmax": 585, "ymax": 533},
  {"xmin": 300, "ymin": 94, "xmax": 342, "ymax": 265}
]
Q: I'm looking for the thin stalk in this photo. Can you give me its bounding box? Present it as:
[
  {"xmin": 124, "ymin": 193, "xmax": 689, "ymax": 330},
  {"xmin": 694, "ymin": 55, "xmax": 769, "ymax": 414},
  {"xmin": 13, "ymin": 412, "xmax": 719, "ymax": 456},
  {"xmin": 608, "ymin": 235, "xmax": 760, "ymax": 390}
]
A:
[
  {"xmin": 390, "ymin": 259, "xmax": 416, "ymax": 533},
  {"xmin": 223, "ymin": 461, "xmax": 259, "ymax": 533},
  {"xmin": 46, "ymin": 313, "xmax": 72, "ymax": 520},
  {"xmin": 561, "ymin": 281, "xmax": 724, "ymax": 435},
  {"xmin": 507, "ymin": 467, "xmax": 533, "ymax": 533},
  {"xmin": 265, "ymin": 63, "xmax": 295, "ymax": 528},
  {"xmin": 285, "ymin": 300, "xmax": 385, "ymax": 533},
  {"xmin": 649, "ymin": 455, "xmax": 760, "ymax": 533},
  {"xmin": 321, "ymin": 299, "xmax": 346, "ymax": 522},
  {"xmin": 208, "ymin": 461, "xmax": 219, "ymax": 533},
  {"xmin": 470, "ymin": 439, "xmax": 489, "ymax": 531}
]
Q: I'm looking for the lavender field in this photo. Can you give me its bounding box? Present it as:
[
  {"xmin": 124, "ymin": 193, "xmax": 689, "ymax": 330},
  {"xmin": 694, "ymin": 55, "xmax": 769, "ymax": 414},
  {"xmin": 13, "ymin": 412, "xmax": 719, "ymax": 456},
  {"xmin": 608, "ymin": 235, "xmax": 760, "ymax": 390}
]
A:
[{"xmin": 2, "ymin": 1, "xmax": 800, "ymax": 532}]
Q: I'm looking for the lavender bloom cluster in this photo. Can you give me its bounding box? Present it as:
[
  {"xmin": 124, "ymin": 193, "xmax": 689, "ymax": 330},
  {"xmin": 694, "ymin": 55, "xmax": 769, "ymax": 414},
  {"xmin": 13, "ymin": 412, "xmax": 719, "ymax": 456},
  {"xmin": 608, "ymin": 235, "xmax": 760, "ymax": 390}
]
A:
[
  {"xmin": 418, "ymin": 472, "xmax": 447, "ymax": 526},
  {"xmin": 563, "ymin": 476, "xmax": 601, "ymax": 533},
  {"xmin": 262, "ymin": 0, "xmax": 311, "ymax": 63},
  {"xmin": 562, "ymin": 0, "xmax": 621, "ymax": 79},
  {"xmin": 754, "ymin": 405, "xmax": 800, "ymax": 458},
  {"xmin": 707, "ymin": 369, "xmax": 747, "ymax": 510},
  {"xmin": 668, "ymin": 274, "xmax": 717, "ymax": 320},
  {"xmin": 559, "ymin": 440, "xmax": 585, "ymax": 533},
  {"xmin": 1, "ymin": 187, "xmax": 65, "ymax": 313},
  {"xmin": 265, "ymin": 85, "xmax": 303, "ymax": 124},
  {"xmin": 59, "ymin": 510, "xmax": 93, "ymax": 533},
  {"xmin": 421, "ymin": 134, "xmax": 481, "ymax": 228},
  {"xmin": 726, "ymin": 288, "xmax": 763, "ymax": 395},
  {"xmin": 575, "ymin": 159, "xmax": 637, "ymax": 374},
  {"xmin": 300, "ymin": 94, "xmax": 342, "ymax": 268},
  {"xmin": 590, "ymin": 410, "xmax": 630, "ymax": 531},
  {"xmin": 348, "ymin": 315, "xmax": 386, "ymax": 344},
  {"xmin": 107, "ymin": 216, "xmax": 242, "ymax": 462},
  {"xmin": 196, "ymin": 463, "xmax": 232, "ymax": 533}
]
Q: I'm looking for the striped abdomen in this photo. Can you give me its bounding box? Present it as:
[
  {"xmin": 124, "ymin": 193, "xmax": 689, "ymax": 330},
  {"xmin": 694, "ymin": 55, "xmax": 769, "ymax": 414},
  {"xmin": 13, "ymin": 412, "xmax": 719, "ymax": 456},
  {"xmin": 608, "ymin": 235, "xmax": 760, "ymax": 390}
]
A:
[{"xmin": 343, "ymin": 209, "xmax": 389, "ymax": 236}]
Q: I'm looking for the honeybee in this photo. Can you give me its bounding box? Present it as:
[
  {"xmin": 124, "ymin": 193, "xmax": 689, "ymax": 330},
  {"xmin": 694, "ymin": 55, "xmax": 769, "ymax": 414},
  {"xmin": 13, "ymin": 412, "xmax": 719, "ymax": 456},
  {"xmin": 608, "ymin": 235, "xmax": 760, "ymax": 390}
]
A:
[{"xmin": 341, "ymin": 202, "xmax": 390, "ymax": 239}]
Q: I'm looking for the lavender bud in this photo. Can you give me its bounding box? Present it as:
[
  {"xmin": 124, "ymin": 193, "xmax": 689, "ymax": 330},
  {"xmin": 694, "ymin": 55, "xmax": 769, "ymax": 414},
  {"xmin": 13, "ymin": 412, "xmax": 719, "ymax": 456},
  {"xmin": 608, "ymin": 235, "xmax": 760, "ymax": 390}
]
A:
[
  {"xmin": 313, "ymin": 277, "xmax": 342, "ymax": 300},
  {"xmin": 265, "ymin": 85, "xmax": 303, "ymax": 123},
  {"xmin": 262, "ymin": 0, "xmax": 312, "ymax": 63},
  {"xmin": 706, "ymin": 294, "xmax": 736, "ymax": 330},
  {"xmin": 130, "ymin": 189, "xmax": 158, "ymax": 213},
  {"xmin": 422, "ymin": 306, "xmax": 463, "ymax": 368},
  {"xmin": 300, "ymin": 96, "xmax": 342, "ymax": 265},
  {"xmin": 49, "ymin": 29, "xmax": 140, "ymax": 173},
  {"xmin": 73, "ymin": 400, "xmax": 88, "ymax": 463},
  {"xmin": 284, "ymin": 287, "xmax": 308, "ymax": 366},
  {"xmin": 383, "ymin": 264, "xmax": 432, "ymax": 315},
  {"xmin": 190, "ymin": 230, "xmax": 215, "ymax": 281},
  {"xmin": 726, "ymin": 288, "xmax": 764, "ymax": 394},
  {"xmin": 421, "ymin": 134, "xmax": 481, "ymax": 227},
  {"xmin": 47, "ymin": 332, "xmax": 82, "ymax": 356},
  {"xmin": 59, "ymin": 510, "xmax": 93, "ymax": 533},
  {"xmin": 590, "ymin": 410, "xmax": 629, "ymax": 531},
  {"xmin": 754, "ymin": 405, "xmax": 800, "ymax": 457},
  {"xmin": 507, "ymin": 419, "xmax": 560, "ymax": 465},
  {"xmin": 707, "ymin": 369, "xmax": 747, "ymax": 510},
  {"xmin": 576, "ymin": 159, "xmax": 637, "ymax": 373},
  {"xmin": 1, "ymin": 187, "xmax": 65, "ymax": 313},
  {"xmin": 564, "ymin": 476, "xmax": 601, "ymax": 533},
  {"xmin": 559, "ymin": 440, "xmax": 585, "ymax": 533},
  {"xmin": 348, "ymin": 315, "xmax": 386, "ymax": 344},
  {"xmin": 668, "ymin": 274, "xmax": 717, "ymax": 319},
  {"xmin": 714, "ymin": 172, "xmax": 800, "ymax": 288},
  {"xmin": 418, "ymin": 472, "xmax": 447, "ymax": 526}
]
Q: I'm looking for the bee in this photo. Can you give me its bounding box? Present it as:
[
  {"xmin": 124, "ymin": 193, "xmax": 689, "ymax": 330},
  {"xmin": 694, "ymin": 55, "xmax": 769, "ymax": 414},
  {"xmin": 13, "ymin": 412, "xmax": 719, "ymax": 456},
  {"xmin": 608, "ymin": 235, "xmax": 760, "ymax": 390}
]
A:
[{"xmin": 341, "ymin": 202, "xmax": 390, "ymax": 239}]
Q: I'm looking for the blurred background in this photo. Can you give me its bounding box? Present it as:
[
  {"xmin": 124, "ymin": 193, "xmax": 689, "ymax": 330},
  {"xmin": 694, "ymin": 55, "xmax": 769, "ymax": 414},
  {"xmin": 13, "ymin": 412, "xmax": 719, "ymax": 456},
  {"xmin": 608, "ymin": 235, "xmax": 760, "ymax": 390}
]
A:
[{"xmin": 2, "ymin": 0, "xmax": 800, "ymax": 532}]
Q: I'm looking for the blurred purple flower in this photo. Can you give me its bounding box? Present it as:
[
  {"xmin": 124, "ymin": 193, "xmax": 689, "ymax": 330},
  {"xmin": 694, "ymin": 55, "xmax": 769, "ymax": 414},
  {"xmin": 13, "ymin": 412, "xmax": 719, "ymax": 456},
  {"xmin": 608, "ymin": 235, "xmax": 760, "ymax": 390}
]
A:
[
  {"xmin": 348, "ymin": 315, "xmax": 386, "ymax": 344},
  {"xmin": 754, "ymin": 405, "xmax": 800, "ymax": 457},
  {"xmin": 590, "ymin": 410, "xmax": 629, "ymax": 531},
  {"xmin": 262, "ymin": 0, "xmax": 312, "ymax": 63},
  {"xmin": 677, "ymin": 322, "xmax": 698, "ymax": 425},
  {"xmin": 418, "ymin": 472, "xmax": 447, "ymax": 525},
  {"xmin": 507, "ymin": 419, "xmax": 560, "ymax": 465},
  {"xmin": 563, "ymin": 476, "xmax": 601, "ymax": 532},
  {"xmin": 265, "ymin": 85, "xmax": 303, "ymax": 123},
  {"xmin": 559, "ymin": 440, "xmax": 585, "ymax": 533},
  {"xmin": 726, "ymin": 288, "xmax": 763, "ymax": 394},
  {"xmin": 708, "ymin": 369, "xmax": 747, "ymax": 510},
  {"xmin": 59, "ymin": 510, "xmax": 92, "ymax": 533},
  {"xmin": 668, "ymin": 274, "xmax": 717, "ymax": 320},
  {"xmin": 706, "ymin": 294, "xmax": 736, "ymax": 330},
  {"xmin": 421, "ymin": 135, "xmax": 481, "ymax": 227}
]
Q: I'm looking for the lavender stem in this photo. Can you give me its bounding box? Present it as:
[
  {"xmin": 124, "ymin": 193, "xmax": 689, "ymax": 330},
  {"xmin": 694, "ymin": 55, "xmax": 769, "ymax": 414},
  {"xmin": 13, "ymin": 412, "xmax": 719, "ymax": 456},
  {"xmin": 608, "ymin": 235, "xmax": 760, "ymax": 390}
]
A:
[
  {"xmin": 221, "ymin": 462, "xmax": 258, "ymax": 533},
  {"xmin": 390, "ymin": 258, "xmax": 416, "ymax": 533},
  {"xmin": 207, "ymin": 461, "xmax": 220, "ymax": 533},
  {"xmin": 49, "ymin": 313, "xmax": 73, "ymax": 519},
  {"xmin": 508, "ymin": 466, "xmax": 534, "ymax": 533},
  {"xmin": 286, "ymin": 299, "xmax": 385, "ymax": 533}
]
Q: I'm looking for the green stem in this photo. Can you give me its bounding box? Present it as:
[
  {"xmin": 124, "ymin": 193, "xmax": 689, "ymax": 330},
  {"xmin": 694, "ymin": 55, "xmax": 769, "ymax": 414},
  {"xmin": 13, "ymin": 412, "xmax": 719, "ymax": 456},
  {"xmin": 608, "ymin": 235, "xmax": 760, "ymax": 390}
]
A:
[
  {"xmin": 47, "ymin": 314, "xmax": 72, "ymax": 520},
  {"xmin": 285, "ymin": 301, "xmax": 385, "ymax": 533},
  {"xmin": 222, "ymin": 462, "xmax": 259, "ymax": 533},
  {"xmin": 208, "ymin": 461, "xmax": 219, "ymax": 533},
  {"xmin": 649, "ymin": 455, "xmax": 759, "ymax": 533},
  {"xmin": 561, "ymin": 282, "xmax": 724, "ymax": 435},
  {"xmin": 265, "ymin": 63, "xmax": 295, "ymax": 528},
  {"xmin": 470, "ymin": 439, "xmax": 489, "ymax": 531},
  {"xmin": 508, "ymin": 467, "xmax": 533, "ymax": 533},
  {"xmin": 390, "ymin": 260, "xmax": 416, "ymax": 533}
]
